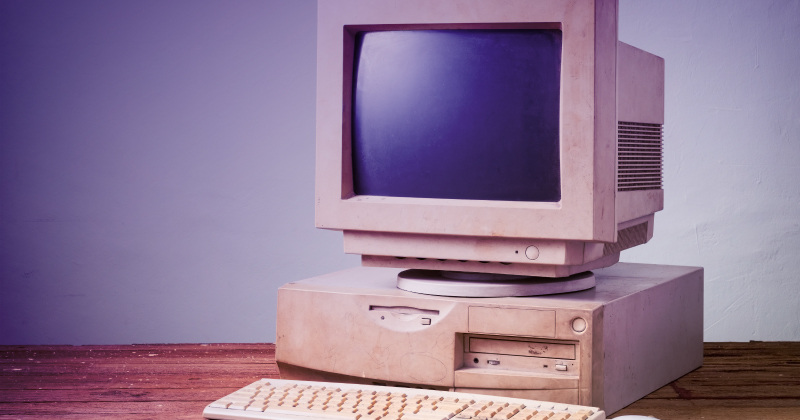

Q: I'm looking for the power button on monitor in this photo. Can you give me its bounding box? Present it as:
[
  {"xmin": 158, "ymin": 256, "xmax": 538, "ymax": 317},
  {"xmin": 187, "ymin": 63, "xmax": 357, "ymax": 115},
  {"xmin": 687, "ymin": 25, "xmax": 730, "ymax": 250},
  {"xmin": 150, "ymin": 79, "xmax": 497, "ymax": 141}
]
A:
[
  {"xmin": 555, "ymin": 364, "xmax": 568, "ymax": 371},
  {"xmin": 525, "ymin": 246, "xmax": 540, "ymax": 260}
]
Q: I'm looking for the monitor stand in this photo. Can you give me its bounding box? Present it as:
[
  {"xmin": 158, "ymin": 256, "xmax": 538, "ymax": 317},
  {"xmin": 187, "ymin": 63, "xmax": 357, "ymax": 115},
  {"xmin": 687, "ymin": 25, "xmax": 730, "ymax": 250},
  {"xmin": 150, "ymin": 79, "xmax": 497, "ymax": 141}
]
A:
[{"xmin": 396, "ymin": 269, "xmax": 595, "ymax": 297}]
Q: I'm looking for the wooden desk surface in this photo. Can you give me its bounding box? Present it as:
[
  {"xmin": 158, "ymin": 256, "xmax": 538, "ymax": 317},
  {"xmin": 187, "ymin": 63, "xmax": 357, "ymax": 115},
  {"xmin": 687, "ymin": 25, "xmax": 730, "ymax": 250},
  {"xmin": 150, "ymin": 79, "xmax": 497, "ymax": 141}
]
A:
[{"xmin": 1, "ymin": 342, "xmax": 797, "ymax": 419}]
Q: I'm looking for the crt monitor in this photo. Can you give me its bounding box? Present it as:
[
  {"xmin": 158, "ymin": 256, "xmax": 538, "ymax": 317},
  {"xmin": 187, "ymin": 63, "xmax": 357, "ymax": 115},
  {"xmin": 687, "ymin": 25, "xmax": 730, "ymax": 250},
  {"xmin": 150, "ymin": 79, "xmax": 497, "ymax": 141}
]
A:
[{"xmin": 314, "ymin": 0, "xmax": 665, "ymax": 281}]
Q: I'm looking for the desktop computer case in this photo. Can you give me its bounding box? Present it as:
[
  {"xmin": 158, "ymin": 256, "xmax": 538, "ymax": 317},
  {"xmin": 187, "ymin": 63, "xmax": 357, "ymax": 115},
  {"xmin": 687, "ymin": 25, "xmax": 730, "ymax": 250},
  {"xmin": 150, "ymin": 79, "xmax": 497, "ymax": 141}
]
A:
[{"xmin": 276, "ymin": 263, "xmax": 703, "ymax": 414}]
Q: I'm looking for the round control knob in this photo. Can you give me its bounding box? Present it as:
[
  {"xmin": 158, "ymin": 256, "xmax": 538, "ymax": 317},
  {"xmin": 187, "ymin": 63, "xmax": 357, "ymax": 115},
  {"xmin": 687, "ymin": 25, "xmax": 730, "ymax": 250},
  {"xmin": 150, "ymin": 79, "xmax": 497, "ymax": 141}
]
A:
[
  {"xmin": 572, "ymin": 317, "xmax": 587, "ymax": 333},
  {"xmin": 524, "ymin": 245, "xmax": 540, "ymax": 260}
]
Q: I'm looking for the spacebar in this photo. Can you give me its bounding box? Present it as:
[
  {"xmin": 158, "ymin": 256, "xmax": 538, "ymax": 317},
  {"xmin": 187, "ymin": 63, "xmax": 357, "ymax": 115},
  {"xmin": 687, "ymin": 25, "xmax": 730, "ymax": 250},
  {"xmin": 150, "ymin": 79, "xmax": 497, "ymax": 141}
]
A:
[
  {"xmin": 203, "ymin": 407, "xmax": 357, "ymax": 420},
  {"xmin": 263, "ymin": 408, "xmax": 360, "ymax": 419}
]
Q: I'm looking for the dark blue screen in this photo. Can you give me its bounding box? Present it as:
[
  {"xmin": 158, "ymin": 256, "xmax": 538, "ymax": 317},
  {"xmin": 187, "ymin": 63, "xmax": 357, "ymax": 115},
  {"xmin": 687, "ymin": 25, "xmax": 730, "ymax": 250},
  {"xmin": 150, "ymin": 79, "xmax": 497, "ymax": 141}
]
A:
[{"xmin": 351, "ymin": 29, "xmax": 562, "ymax": 202}]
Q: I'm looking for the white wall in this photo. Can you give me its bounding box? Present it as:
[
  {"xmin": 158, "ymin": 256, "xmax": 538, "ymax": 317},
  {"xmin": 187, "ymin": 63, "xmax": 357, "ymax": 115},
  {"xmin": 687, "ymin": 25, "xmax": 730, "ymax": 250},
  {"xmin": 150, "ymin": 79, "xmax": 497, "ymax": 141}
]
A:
[
  {"xmin": 618, "ymin": 0, "xmax": 800, "ymax": 341},
  {"xmin": 0, "ymin": 0, "xmax": 797, "ymax": 344}
]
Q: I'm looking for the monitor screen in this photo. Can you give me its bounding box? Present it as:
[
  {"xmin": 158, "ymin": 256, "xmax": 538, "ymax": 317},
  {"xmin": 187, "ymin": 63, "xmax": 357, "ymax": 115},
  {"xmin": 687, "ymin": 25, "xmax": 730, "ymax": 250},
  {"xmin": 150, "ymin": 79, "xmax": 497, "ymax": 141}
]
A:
[{"xmin": 351, "ymin": 29, "xmax": 562, "ymax": 202}]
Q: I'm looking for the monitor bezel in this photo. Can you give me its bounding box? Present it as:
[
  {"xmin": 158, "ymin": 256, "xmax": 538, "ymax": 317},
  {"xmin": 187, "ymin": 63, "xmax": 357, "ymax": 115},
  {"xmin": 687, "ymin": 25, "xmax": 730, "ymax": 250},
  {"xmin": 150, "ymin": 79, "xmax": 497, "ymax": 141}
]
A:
[{"xmin": 315, "ymin": 0, "xmax": 619, "ymax": 242}]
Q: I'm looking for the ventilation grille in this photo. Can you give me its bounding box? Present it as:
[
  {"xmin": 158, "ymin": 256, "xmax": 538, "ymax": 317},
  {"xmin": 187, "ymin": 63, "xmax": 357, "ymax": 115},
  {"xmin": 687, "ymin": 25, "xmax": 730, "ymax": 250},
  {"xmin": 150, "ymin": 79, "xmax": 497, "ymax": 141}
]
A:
[
  {"xmin": 394, "ymin": 256, "xmax": 513, "ymax": 266},
  {"xmin": 618, "ymin": 121, "xmax": 663, "ymax": 191}
]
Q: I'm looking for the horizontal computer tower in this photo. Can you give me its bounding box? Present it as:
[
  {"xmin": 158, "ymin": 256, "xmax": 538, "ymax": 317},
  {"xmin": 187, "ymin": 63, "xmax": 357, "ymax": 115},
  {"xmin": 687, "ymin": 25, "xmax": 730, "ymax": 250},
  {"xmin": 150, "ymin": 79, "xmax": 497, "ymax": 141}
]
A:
[{"xmin": 275, "ymin": 263, "xmax": 703, "ymax": 415}]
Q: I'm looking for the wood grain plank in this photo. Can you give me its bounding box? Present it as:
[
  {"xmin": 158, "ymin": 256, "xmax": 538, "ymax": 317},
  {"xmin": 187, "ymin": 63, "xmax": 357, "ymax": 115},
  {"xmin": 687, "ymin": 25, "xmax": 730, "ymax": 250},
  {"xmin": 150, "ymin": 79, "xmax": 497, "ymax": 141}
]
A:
[
  {"xmin": 0, "ymin": 344, "xmax": 275, "ymax": 365},
  {"xmin": 1, "ymin": 342, "xmax": 798, "ymax": 420},
  {"xmin": 610, "ymin": 406, "xmax": 800, "ymax": 420},
  {"xmin": 1, "ymin": 387, "xmax": 248, "ymax": 403},
  {"xmin": 615, "ymin": 342, "xmax": 800, "ymax": 419},
  {"xmin": 0, "ymin": 377, "xmax": 274, "ymax": 391},
  {"xmin": 0, "ymin": 344, "xmax": 276, "ymax": 418},
  {"xmin": 2, "ymin": 363, "xmax": 277, "ymax": 376},
  {"xmin": 0, "ymin": 401, "xmax": 209, "ymax": 419}
]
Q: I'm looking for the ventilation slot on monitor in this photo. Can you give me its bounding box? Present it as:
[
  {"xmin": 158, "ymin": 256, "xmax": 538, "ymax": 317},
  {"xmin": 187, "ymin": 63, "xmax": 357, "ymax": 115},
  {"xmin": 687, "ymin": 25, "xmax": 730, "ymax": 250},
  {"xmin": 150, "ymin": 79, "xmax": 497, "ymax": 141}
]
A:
[
  {"xmin": 393, "ymin": 256, "xmax": 512, "ymax": 266},
  {"xmin": 618, "ymin": 121, "xmax": 663, "ymax": 191}
]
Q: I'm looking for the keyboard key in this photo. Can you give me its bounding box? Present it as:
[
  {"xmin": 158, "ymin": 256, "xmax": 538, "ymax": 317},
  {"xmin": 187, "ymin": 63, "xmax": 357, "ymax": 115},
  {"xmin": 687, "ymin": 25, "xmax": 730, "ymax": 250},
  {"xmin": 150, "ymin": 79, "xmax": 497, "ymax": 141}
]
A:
[
  {"xmin": 403, "ymin": 414, "xmax": 450, "ymax": 420},
  {"xmin": 512, "ymin": 409, "xmax": 538, "ymax": 420},
  {"xmin": 228, "ymin": 402, "xmax": 249, "ymax": 410},
  {"xmin": 246, "ymin": 404, "xmax": 266, "ymax": 412},
  {"xmin": 329, "ymin": 413, "xmax": 362, "ymax": 420},
  {"xmin": 573, "ymin": 410, "xmax": 593, "ymax": 420}
]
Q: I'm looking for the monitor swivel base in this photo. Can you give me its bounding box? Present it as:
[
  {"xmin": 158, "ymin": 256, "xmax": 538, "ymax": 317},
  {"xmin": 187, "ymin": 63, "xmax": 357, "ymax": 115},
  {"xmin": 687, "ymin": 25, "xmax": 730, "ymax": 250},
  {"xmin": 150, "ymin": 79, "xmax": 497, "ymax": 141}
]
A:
[{"xmin": 396, "ymin": 269, "xmax": 596, "ymax": 297}]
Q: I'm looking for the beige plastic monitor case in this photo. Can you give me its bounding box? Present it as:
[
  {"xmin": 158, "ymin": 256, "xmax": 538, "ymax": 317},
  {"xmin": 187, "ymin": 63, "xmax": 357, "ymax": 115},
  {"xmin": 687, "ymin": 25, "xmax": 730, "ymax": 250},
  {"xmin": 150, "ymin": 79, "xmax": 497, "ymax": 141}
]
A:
[{"xmin": 315, "ymin": 0, "xmax": 664, "ymax": 277}]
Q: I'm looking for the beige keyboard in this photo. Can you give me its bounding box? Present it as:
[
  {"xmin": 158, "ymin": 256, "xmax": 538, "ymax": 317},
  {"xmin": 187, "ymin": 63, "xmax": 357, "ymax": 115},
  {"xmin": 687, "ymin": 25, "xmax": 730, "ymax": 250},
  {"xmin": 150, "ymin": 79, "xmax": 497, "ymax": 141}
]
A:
[{"xmin": 202, "ymin": 379, "xmax": 605, "ymax": 420}]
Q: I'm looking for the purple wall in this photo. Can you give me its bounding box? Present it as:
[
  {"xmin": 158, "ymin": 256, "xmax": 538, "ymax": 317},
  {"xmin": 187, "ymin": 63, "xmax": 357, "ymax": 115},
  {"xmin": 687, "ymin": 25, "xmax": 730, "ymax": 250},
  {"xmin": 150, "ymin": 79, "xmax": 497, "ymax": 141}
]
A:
[{"xmin": 0, "ymin": 0, "xmax": 358, "ymax": 344}]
